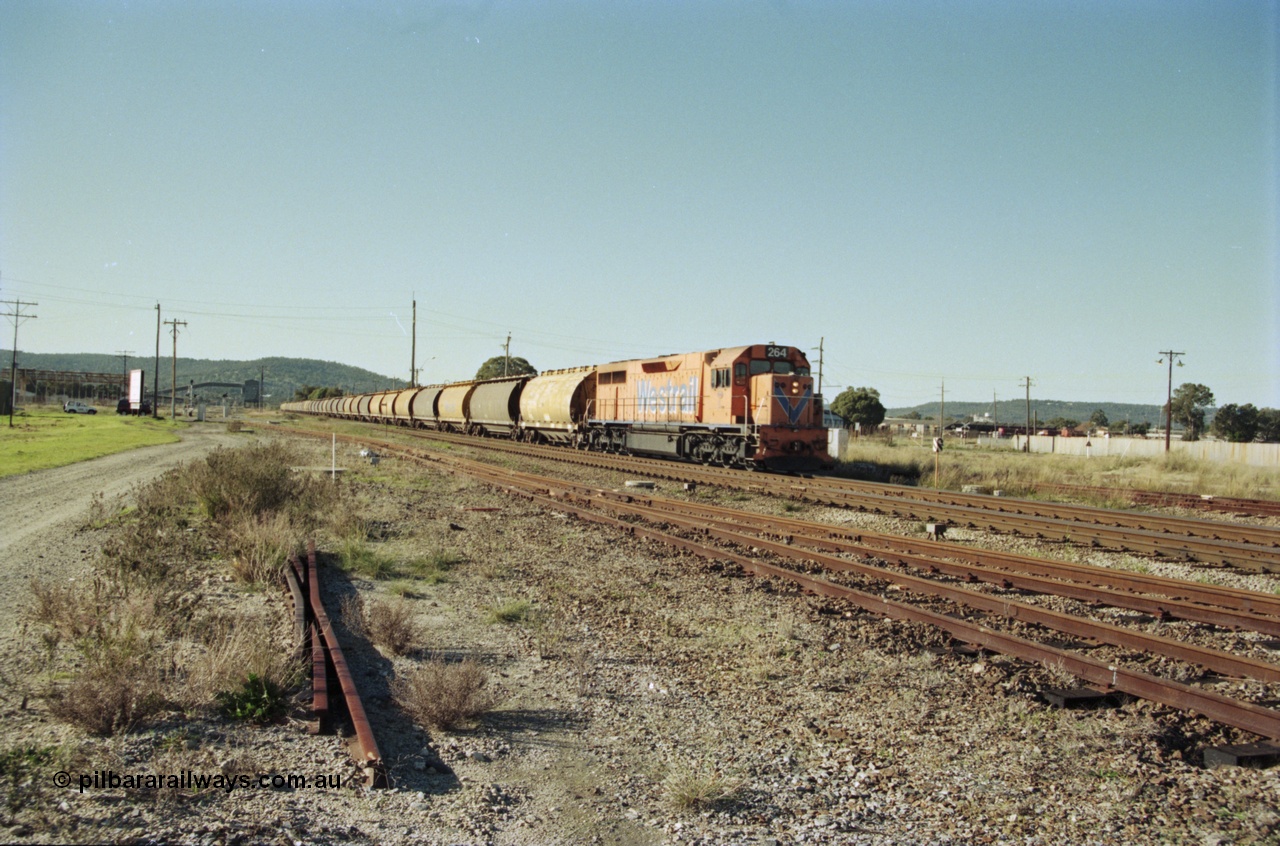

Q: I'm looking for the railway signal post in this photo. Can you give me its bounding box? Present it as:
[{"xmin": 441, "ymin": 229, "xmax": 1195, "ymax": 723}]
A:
[{"xmin": 932, "ymin": 436, "xmax": 943, "ymax": 488}]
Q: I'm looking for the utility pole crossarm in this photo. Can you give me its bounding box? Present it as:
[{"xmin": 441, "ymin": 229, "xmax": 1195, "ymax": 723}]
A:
[
  {"xmin": 164, "ymin": 319, "xmax": 188, "ymax": 419},
  {"xmin": 3, "ymin": 298, "xmax": 38, "ymax": 428}
]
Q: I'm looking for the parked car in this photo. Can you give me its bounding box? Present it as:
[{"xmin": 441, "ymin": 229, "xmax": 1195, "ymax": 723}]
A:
[
  {"xmin": 116, "ymin": 398, "xmax": 131, "ymax": 414},
  {"xmin": 63, "ymin": 401, "xmax": 97, "ymax": 414}
]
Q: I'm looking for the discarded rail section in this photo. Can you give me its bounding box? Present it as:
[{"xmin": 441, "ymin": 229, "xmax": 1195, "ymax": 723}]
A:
[{"xmin": 284, "ymin": 542, "xmax": 387, "ymax": 788}]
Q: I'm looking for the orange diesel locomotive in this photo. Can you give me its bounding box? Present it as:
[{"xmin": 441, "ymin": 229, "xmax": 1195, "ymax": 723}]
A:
[
  {"xmin": 583, "ymin": 343, "xmax": 827, "ymax": 470},
  {"xmin": 282, "ymin": 343, "xmax": 831, "ymax": 472}
]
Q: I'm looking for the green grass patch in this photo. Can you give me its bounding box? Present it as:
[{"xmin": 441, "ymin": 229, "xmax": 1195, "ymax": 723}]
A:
[
  {"xmin": 486, "ymin": 599, "xmax": 533, "ymax": 624},
  {"xmin": 337, "ymin": 537, "xmax": 400, "ymax": 580},
  {"xmin": 0, "ymin": 407, "xmax": 183, "ymax": 478},
  {"xmin": 404, "ymin": 550, "xmax": 464, "ymax": 584}
]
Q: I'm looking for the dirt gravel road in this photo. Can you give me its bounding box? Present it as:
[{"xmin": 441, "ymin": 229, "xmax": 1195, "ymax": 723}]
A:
[{"xmin": 0, "ymin": 424, "xmax": 244, "ymax": 639}]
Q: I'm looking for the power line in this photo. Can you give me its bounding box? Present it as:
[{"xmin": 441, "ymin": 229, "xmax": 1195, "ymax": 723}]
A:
[
  {"xmin": 2, "ymin": 296, "xmax": 38, "ymax": 427},
  {"xmin": 165, "ymin": 319, "xmax": 188, "ymax": 419}
]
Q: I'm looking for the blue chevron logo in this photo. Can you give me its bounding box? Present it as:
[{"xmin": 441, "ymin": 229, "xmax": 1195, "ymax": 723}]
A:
[{"xmin": 773, "ymin": 384, "xmax": 812, "ymax": 426}]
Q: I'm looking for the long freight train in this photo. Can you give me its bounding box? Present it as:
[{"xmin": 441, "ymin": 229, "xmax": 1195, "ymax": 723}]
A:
[{"xmin": 281, "ymin": 343, "xmax": 831, "ymax": 472}]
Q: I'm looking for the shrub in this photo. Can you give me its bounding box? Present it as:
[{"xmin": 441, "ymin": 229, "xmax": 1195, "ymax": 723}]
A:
[
  {"xmin": 187, "ymin": 441, "xmax": 301, "ymax": 522},
  {"xmin": 392, "ymin": 655, "xmax": 501, "ymax": 730},
  {"xmin": 363, "ymin": 598, "xmax": 422, "ymax": 656},
  {"xmin": 45, "ymin": 632, "xmax": 169, "ymax": 736}
]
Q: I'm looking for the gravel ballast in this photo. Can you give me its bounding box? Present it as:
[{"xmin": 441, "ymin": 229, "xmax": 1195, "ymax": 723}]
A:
[{"xmin": 1, "ymin": 426, "xmax": 1278, "ymax": 845}]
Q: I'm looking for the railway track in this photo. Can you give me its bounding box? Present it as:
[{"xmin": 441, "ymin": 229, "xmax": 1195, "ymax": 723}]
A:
[
  {"xmin": 297, "ymin": 422, "xmax": 1280, "ymax": 573},
  {"xmin": 1036, "ymin": 482, "xmax": 1280, "ymax": 520},
  {"xmin": 278, "ymin": 424, "xmax": 1280, "ymax": 743}
]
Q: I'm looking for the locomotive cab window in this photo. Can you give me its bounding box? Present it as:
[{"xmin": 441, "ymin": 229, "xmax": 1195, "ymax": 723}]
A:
[
  {"xmin": 711, "ymin": 367, "xmax": 731, "ymax": 389},
  {"xmin": 751, "ymin": 360, "xmax": 796, "ymax": 375},
  {"xmin": 734, "ymin": 363, "xmax": 747, "ymax": 384}
]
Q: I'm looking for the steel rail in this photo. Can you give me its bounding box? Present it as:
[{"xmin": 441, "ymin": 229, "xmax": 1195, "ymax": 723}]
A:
[
  {"xmin": 280, "ymin": 419, "xmax": 1280, "ymax": 561},
  {"xmin": 280, "ymin": 423, "xmax": 1280, "ymax": 613},
  {"xmin": 281, "ymin": 425, "xmax": 1280, "ymax": 740},
  {"xmin": 626, "ymin": 494, "xmax": 1280, "ymax": 620},
  {"xmin": 451, "ymin": 465, "xmax": 1280, "ymax": 684},
  {"xmin": 501, "ymin": 480, "xmax": 1280, "ymax": 740},
  {"xmin": 1037, "ymin": 483, "xmax": 1280, "ymax": 520},
  {"xmin": 617, "ymin": 494, "xmax": 1280, "ymax": 637},
  {"xmin": 380, "ymin": 425, "xmax": 1280, "ymax": 569},
  {"xmin": 390, "ymin": 424, "xmax": 1280, "ymax": 543},
  {"xmin": 298, "ymin": 544, "xmax": 387, "ymax": 787}
]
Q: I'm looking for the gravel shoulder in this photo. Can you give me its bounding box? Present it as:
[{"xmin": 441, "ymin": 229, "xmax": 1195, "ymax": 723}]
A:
[{"xmin": 2, "ymin": 429, "xmax": 1278, "ymax": 845}]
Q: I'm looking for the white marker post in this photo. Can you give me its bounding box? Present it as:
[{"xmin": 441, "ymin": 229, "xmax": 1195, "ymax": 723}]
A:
[{"xmin": 331, "ymin": 433, "xmax": 337, "ymax": 481}]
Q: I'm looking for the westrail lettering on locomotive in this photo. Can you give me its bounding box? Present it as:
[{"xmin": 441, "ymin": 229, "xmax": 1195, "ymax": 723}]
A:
[{"xmin": 636, "ymin": 377, "xmax": 699, "ymax": 416}]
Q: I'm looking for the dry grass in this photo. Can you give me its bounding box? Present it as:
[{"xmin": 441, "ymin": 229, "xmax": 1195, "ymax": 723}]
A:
[
  {"xmin": 226, "ymin": 512, "xmax": 300, "ymax": 585},
  {"xmin": 176, "ymin": 613, "xmax": 301, "ymax": 710},
  {"xmin": 836, "ymin": 438, "xmax": 1280, "ymax": 501},
  {"xmin": 662, "ymin": 765, "xmax": 744, "ymax": 810},
  {"xmin": 22, "ymin": 440, "xmax": 334, "ymax": 735},
  {"xmin": 486, "ymin": 599, "xmax": 534, "ymax": 624},
  {"xmin": 392, "ymin": 655, "xmax": 502, "ymax": 730},
  {"xmin": 338, "ymin": 594, "xmax": 422, "ymax": 656}
]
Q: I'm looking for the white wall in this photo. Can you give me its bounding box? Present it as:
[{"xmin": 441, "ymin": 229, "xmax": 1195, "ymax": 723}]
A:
[{"xmin": 979, "ymin": 434, "xmax": 1280, "ymax": 468}]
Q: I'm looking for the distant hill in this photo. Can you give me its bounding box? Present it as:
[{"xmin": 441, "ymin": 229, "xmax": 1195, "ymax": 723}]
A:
[
  {"xmin": 887, "ymin": 400, "xmax": 1167, "ymax": 428},
  {"xmin": 2, "ymin": 350, "xmax": 403, "ymax": 405}
]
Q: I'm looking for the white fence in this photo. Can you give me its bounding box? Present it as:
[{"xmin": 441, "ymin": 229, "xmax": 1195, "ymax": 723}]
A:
[{"xmin": 978, "ymin": 434, "xmax": 1280, "ymax": 468}]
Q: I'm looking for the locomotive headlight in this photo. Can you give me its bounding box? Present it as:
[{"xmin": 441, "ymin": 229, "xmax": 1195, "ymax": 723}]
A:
[{"xmin": 791, "ymin": 381, "xmax": 799, "ymax": 394}]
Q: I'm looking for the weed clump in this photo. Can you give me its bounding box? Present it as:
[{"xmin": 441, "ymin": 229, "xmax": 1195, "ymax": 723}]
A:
[
  {"xmin": 24, "ymin": 440, "xmax": 324, "ymax": 735},
  {"xmin": 0, "ymin": 745, "xmax": 61, "ymax": 823},
  {"xmin": 486, "ymin": 599, "xmax": 533, "ymax": 624},
  {"xmin": 187, "ymin": 442, "xmax": 301, "ymax": 522},
  {"xmin": 337, "ymin": 537, "xmax": 400, "ymax": 580},
  {"xmin": 662, "ymin": 766, "xmax": 744, "ymax": 810},
  {"xmin": 216, "ymin": 674, "xmax": 288, "ymax": 724},
  {"xmin": 226, "ymin": 512, "xmax": 300, "ymax": 585},
  {"xmin": 347, "ymin": 596, "xmax": 421, "ymax": 656},
  {"xmin": 392, "ymin": 655, "xmax": 501, "ymax": 730}
]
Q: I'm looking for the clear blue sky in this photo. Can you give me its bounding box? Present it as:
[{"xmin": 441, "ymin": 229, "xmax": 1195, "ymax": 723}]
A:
[{"xmin": 2, "ymin": 1, "xmax": 1276, "ymax": 409}]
